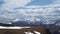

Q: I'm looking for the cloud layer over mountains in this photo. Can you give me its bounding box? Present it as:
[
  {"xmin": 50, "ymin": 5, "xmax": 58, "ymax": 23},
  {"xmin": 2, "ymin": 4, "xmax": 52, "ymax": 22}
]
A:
[{"xmin": 0, "ymin": 0, "xmax": 60, "ymax": 24}]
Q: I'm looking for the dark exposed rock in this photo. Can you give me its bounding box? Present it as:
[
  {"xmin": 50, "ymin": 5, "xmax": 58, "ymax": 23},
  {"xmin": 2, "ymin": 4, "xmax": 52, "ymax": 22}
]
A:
[{"xmin": 0, "ymin": 23, "xmax": 14, "ymax": 27}]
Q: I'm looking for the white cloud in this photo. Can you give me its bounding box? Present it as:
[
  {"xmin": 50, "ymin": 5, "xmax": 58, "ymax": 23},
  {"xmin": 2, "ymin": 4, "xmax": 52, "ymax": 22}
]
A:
[
  {"xmin": 51, "ymin": 0, "xmax": 60, "ymax": 4},
  {"xmin": 3, "ymin": 0, "xmax": 32, "ymax": 9}
]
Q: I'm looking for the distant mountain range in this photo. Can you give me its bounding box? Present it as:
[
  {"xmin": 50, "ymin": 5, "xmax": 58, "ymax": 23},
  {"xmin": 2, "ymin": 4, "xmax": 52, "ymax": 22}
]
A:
[{"xmin": 0, "ymin": 20, "xmax": 60, "ymax": 26}]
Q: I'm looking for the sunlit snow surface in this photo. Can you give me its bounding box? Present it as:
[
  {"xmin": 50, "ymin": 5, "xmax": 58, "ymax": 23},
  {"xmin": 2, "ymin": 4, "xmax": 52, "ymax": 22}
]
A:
[{"xmin": 0, "ymin": 0, "xmax": 60, "ymax": 25}]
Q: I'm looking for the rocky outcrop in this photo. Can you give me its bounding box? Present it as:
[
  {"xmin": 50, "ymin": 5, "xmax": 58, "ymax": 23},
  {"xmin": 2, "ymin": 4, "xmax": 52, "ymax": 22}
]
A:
[{"xmin": 0, "ymin": 26, "xmax": 51, "ymax": 34}]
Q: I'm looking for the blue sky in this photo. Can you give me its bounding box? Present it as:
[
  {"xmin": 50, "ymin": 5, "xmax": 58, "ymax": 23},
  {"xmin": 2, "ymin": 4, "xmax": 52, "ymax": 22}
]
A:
[
  {"xmin": 0, "ymin": 0, "xmax": 58, "ymax": 6},
  {"xmin": 0, "ymin": 0, "xmax": 4, "ymax": 5},
  {"xmin": 0, "ymin": 0, "xmax": 60, "ymax": 7},
  {"xmin": 26, "ymin": 0, "xmax": 54, "ymax": 6}
]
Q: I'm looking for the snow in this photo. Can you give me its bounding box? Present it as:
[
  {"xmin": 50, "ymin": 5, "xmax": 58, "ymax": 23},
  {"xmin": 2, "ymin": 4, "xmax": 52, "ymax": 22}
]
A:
[{"xmin": 0, "ymin": 26, "xmax": 30, "ymax": 29}]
